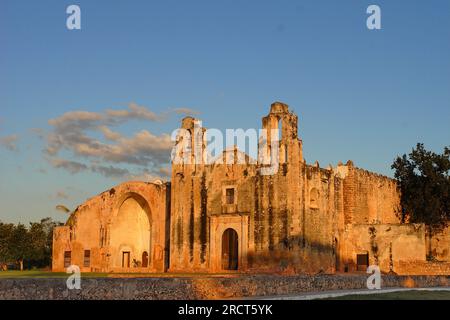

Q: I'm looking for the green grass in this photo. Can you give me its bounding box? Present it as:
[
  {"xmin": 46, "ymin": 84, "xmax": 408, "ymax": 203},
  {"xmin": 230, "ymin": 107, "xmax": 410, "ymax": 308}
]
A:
[
  {"xmin": 325, "ymin": 290, "xmax": 450, "ymax": 300},
  {"xmin": 0, "ymin": 270, "xmax": 108, "ymax": 278},
  {"xmin": 0, "ymin": 270, "xmax": 238, "ymax": 279}
]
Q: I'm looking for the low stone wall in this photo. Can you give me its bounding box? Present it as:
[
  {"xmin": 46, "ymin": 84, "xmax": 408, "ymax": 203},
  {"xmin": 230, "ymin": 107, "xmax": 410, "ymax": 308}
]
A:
[{"xmin": 0, "ymin": 274, "xmax": 448, "ymax": 300}]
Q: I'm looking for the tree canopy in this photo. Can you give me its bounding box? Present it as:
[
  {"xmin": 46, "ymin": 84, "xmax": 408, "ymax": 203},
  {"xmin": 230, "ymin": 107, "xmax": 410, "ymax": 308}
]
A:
[
  {"xmin": 0, "ymin": 217, "xmax": 62, "ymax": 271},
  {"xmin": 392, "ymin": 143, "xmax": 450, "ymax": 232}
]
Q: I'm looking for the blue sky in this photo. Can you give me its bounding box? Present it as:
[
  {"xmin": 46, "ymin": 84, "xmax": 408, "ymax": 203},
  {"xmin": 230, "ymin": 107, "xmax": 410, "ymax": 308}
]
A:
[{"xmin": 0, "ymin": 0, "xmax": 449, "ymax": 223}]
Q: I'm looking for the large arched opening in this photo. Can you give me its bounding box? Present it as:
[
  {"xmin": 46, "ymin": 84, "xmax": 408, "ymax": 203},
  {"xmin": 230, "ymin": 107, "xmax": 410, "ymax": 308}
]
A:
[
  {"xmin": 222, "ymin": 228, "xmax": 239, "ymax": 270},
  {"xmin": 109, "ymin": 194, "xmax": 151, "ymax": 269}
]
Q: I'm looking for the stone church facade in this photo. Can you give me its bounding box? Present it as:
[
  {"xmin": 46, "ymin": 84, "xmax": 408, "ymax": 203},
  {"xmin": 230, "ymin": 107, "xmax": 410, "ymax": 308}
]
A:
[{"xmin": 52, "ymin": 102, "xmax": 450, "ymax": 275}]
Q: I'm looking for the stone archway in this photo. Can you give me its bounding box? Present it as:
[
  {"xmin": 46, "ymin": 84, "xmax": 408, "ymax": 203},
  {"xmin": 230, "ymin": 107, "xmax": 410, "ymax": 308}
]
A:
[
  {"xmin": 209, "ymin": 214, "xmax": 248, "ymax": 272},
  {"xmin": 222, "ymin": 228, "xmax": 239, "ymax": 270},
  {"xmin": 109, "ymin": 194, "xmax": 152, "ymax": 269}
]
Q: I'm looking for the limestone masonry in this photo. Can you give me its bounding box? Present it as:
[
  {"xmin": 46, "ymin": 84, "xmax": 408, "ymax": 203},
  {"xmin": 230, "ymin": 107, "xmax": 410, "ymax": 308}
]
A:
[
  {"xmin": 52, "ymin": 102, "xmax": 450, "ymax": 275},
  {"xmin": 2, "ymin": 275, "xmax": 449, "ymax": 300}
]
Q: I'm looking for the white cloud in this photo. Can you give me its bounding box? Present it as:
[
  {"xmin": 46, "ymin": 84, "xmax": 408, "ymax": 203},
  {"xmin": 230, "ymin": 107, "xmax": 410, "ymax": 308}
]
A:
[
  {"xmin": 106, "ymin": 102, "xmax": 161, "ymax": 122},
  {"xmin": 42, "ymin": 102, "xmax": 191, "ymax": 180},
  {"xmin": 91, "ymin": 164, "xmax": 130, "ymax": 178},
  {"xmin": 0, "ymin": 134, "xmax": 19, "ymax": 151},
  {"xmin": 50, "ymin": 158, "xmax": 88, "ymax": 174}
]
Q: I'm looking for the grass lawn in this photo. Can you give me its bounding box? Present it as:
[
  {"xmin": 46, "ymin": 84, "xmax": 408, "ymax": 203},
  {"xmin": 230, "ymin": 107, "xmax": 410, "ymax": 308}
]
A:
[
  {"xmin": 325, "ymin": 290, "xmax": 450, "ymax": 300},
  {"xmin": 0, "ymin": 270, "xmax": 108, "ymax": 278},
  {"xmin": 0, "ymin": 270, "xmax": 237, "ymax": 279}
]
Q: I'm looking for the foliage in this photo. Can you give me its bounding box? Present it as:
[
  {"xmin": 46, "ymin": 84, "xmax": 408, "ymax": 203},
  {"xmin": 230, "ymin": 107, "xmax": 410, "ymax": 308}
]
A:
[
  {"xmin": 0, "ymin": 218, "xmax": 62, "ymax": 271},
  {"xmin": 392, "ymin": 143, "xmax": 450, "ymax": 232},
  {"xmin": 0, "ymin": 222, "xmax": 15, "ymax": 270}
]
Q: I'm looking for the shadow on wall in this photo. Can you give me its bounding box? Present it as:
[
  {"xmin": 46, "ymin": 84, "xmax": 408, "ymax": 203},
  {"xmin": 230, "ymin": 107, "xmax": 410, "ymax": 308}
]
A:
[{"xmin": 246, "ymin": 237, "xmax": 337, "ymax": 274}]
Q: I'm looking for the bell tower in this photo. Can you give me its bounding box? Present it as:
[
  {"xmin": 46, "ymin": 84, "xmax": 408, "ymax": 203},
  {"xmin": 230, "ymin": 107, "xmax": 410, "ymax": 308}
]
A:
[{"xmin": 260, "ymin": 101, "xmax": 303, "ymax": 166}]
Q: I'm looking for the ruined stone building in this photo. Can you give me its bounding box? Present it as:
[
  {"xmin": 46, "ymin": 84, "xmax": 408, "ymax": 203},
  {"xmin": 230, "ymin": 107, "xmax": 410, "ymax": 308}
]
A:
[{"xmin": 52, "ymin": 102, "xmax": 450, "ymax": 275}]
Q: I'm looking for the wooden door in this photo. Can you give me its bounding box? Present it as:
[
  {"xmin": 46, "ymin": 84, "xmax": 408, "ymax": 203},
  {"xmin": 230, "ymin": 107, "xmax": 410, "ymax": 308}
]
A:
[{"xmin": 222, "ymin": 229, "xmax": 238, "ymax": 270}]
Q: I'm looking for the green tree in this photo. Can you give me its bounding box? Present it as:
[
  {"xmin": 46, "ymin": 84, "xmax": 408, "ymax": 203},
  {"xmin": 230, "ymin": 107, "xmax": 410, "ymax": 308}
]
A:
[
  {"xmin": 0, "ymin": 222, "xmax": 14, "ymax": 270},
  {"xmin": 29, "ymin": 218, "xmax": 62, "ymax": 268},
  {"xmin": 0, "ymin": 218, "xmax": 62, "ymax": 271},
  {"xmin": 392, "ymin": 143, "xmax": 450, "ymax": 258},
  {"xmin": 28, "ymin": 222, "xmax": 47, "ymax": 265},
  {"xmin": 8, "ymin": 224, "xmax": 31, "ymax": 271}
]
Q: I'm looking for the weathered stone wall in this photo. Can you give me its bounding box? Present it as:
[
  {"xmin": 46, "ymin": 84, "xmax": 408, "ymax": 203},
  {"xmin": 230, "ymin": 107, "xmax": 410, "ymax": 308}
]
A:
[
  {"xmin": 206, "ymin": 161, "xmax": 254, "ymax": 272},
  {"xmin": 395, "ymin": 260, "xmax": 450, "ymax": 275},
  {"xmin": 1, "ymin": 275, "xmax": 448, "ymax": 300},
  {"xmin": 169, "ymin": 117, "xmax": 210, "ymax": 272},
  {"xmin": 169, "ymin": 160, "xmax": 256, "ymax": 272},
  {"xmin": 302, "ymin": 165, "xmax": 343, "ymax": 273},
  {"xmin": 342, "ymin": 164, "xmax": 401, "ymax": 225},
  {"xmin": 430, "ymin": 226, "xmax": 450, "ymax": 262},
  {"xmin": 249, "ymin": 112, "xmax": 303, "ymax": 273},
  {"xmin": 342, "ymin": 223, "xmax": 427, "ymax": 273},
  {"xmin": 52, "ymin": 181, "xmax": 171, "ymax": 273}
]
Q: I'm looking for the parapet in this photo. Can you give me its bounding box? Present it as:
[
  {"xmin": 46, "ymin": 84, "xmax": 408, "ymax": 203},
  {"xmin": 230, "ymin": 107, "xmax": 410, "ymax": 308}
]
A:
[
  {"xmin": 181, "ymin": 116, "xmax": 198, "ymax": 130},
  {"xmin": 270, "ymin": 101, "xmax": 289, "ymax": 114}
]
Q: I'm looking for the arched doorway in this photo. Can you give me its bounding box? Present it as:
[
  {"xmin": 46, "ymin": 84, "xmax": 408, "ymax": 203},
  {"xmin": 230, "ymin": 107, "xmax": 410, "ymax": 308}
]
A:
[
  {"xmin": 222, "ymin": 228, "xmax": 238, "ymax": 270},
  {"xmin": 142, "ymin": 251, "xmax": 149, "ymax": 268},
  {"xmin": 109, "ymin": 195, "xmax": 151, "ymax": 269}
]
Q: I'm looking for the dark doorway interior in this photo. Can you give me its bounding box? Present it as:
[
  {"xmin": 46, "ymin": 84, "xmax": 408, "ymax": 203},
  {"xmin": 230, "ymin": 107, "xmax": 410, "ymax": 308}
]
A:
[
  {"xmin": 356, "ymin": 253, "xmax": 369, "ymax": 271},
  {"xmin": 63, "ymin": 251, "xmax": 71, "ymax": 268},
  {"xmin": 222, "ymin": 228, "xmax": 238, "ymax": 270},
  {"xmin": 122, "ymin": 251, "xmax": 130, "ymax": 268},
  {"xmin": 142, "ymin": 251, "xmax": 149, "ymax": 268}
]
